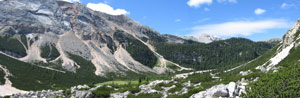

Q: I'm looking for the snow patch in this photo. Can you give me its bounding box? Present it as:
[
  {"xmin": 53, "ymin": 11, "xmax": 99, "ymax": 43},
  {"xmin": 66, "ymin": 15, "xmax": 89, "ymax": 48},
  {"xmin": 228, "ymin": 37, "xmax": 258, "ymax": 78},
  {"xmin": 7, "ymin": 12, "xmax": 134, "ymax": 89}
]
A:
[
  {"xmin": 256, "ymin": 43, "xmax": 294, "ymax": 72},
  {"xmin": 181, "ymin": 34, "xmax": 223, "ymax": 43},
  {"xmin": 268, "ymin": 43, "xmax": 294, "ymax": 67}
]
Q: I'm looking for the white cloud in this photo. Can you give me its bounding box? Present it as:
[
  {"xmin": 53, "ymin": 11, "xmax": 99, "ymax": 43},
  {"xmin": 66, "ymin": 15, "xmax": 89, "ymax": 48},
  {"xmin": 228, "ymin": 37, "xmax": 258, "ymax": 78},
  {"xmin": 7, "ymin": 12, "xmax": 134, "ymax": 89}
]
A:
[
  {"xmin": 281, "ymin": 3, "xmax": 296, "ymax": 9},
  {"xmin": 217, "ymin": 0, "xmax": 237, "ymax": 3},
  {"xmin": 254, "ymin": 8, "xmax": 266, "ymax": 15},
  {"xmin": 87, "ymin": 3, "xmax": 129, "ymax": 15},
  {"xmin": 281, "ymin": 3, "xmax": 288, "ymax": 9},
  {"xmin": 187, "ymin": 0, "xmax": 213, "ymax": 8},
  {"xmin": 189, "ymin": 19, "xmax": 290, "ymax": 37},
  {"xmin": 175, "ymin": 19, "xmax": 181, "ymax": 22}
]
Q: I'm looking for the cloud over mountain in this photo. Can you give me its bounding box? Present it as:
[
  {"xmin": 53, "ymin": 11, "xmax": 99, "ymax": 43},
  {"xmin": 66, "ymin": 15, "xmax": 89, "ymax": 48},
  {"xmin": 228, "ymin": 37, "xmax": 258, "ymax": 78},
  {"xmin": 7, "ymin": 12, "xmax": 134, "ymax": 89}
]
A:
[
  {"xmin": 87, "ymin": 3, "xmax": 129, "ymax": 15},
  {"xmin": 189, "ymin": 19, "xmax": 290, "ymax": 37}
]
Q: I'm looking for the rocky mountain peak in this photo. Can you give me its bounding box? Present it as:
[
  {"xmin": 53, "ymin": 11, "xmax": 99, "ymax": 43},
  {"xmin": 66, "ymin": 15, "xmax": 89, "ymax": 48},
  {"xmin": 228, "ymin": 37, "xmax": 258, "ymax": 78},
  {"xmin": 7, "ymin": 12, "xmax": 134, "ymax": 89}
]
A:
[
  {"xmin": 181, "ymin": 34, "xmax": 223, "ymax": 43},
  {"xmin": 282, "ymin": 18, "xmax": 300, "ymax": 47},
  {"xmin": 0, "ymin": 0, "xmax": 189, "ymax": 76}
]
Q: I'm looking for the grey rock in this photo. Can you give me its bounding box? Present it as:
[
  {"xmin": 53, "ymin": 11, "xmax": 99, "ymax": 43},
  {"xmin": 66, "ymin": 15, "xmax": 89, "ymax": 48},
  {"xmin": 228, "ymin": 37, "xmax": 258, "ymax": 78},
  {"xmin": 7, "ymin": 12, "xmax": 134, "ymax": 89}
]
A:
[{"xmin": 0, "ymin": 0, "xmax": 183, "ymax": 75}]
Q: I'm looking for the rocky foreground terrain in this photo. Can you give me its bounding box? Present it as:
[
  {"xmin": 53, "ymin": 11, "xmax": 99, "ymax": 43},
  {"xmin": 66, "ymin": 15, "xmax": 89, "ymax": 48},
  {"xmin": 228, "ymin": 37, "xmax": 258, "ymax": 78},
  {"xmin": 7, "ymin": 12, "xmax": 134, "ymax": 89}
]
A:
[{"xmin": 8, "ymin": 73, "xmax": 252, "ymax": 98}]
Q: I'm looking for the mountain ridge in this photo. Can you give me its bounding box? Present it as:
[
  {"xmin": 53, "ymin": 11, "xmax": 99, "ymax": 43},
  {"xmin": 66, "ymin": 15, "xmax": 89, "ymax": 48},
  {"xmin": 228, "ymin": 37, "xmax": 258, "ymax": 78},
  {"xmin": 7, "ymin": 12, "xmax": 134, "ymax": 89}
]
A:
[
  {"xmin": 0, "ymin": 0, "xmax": 279, "ymax": 96},
  {"xmin": 181, "ymin": 34, "xmax": 223, "ymax": 44}
]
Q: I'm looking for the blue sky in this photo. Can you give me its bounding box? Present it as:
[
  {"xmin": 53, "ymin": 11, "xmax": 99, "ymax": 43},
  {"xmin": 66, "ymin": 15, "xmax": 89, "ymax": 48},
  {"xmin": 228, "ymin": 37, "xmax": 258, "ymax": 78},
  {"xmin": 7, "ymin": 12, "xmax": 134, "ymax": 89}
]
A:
[{"xmin": 68, "ymin": 0, "xmax": 299, "ymax": 41}]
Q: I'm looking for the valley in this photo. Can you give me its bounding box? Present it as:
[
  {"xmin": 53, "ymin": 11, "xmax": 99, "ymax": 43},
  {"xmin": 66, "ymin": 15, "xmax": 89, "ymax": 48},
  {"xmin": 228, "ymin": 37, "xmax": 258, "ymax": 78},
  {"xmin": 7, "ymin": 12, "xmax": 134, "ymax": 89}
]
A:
[{"xmin": 0, "ymin": 0, "xmax": 300, "ymax": 98}]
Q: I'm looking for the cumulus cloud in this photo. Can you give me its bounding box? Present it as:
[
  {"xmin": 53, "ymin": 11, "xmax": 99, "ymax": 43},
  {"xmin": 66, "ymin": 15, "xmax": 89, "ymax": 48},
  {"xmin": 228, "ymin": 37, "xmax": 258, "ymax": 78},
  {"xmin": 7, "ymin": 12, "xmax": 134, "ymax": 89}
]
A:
[
  {"xmin": 87, "ymin": 3, "xmax": 129, "ymax": 15},
  {"xmin": 254, "ymin": 8, "xmax": 266, "ymax": 15},
  {"xmin": 187, "ymin": 0, "xmax": 213, "ymax": 8},
  {"xmin": 217, "ymin": 0, "xmax": 237, "ymax": 3},
  {"xmin": 189, "ymin": 19, "xmax": 290, "ymax": 37}
]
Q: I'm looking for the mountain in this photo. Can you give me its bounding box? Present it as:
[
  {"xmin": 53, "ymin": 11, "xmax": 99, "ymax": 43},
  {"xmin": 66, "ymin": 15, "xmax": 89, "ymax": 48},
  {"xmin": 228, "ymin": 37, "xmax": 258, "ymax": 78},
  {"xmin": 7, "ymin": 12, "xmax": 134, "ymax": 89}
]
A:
[
  {"xmin": 260, "ymin": 38, "xmax": 282, "ymax": 46},
  {"xmin": 181, "ymin": 34, "xmax": 223, "ymax": 43},
  {"xmin": 0, "ymin": 0, "xmax": 190, "ymax": 93},
  {"xmin": 153, "ymin": 18, "xmax": 300, "ymax": 98},
  {"xmin": 244, "ymin": 18, "xmax": 300, "ymax": 97},
  {"xmin": 0, "ymin": 0, "xmax": 186, "ymax": 75},
  {"xmin": 0, "ymin": 0, "xmax": 276, "ymax": 96},
  {"xmin": 153, "ymin": 38, "xmax": 275, "ymax": 70},
  {"xmin": 187, "ymin": 18, "xmax": 300, "ymax": 98}
]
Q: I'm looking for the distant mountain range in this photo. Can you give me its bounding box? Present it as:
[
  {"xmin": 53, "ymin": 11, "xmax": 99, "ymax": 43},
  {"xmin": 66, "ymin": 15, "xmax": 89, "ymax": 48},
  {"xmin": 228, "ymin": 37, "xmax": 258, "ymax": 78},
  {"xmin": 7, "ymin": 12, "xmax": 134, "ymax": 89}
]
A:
[{"xmin": 181, "ymin": 34, "xmax": 223, "ymax": 43}]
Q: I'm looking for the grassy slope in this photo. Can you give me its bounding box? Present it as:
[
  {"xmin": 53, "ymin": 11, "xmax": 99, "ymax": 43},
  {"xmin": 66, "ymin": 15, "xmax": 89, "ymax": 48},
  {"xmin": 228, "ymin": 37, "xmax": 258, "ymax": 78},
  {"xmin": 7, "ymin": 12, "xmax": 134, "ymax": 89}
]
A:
[
  {"xmin": 40, "ymin": 43, "xmax": 60, "ymax": 61},
  {"xmin": 165, "ymin": 45, "xmax": 279, "ymax": 97},
  {"xmin": 0, "ymin": 34, "xmax": 27, "ymax": 57},
  {"xmin": 246, "ymin": 45, "xmax": 300, "ymax": 97},
  {"xmin": 216, "ymin": 44, "xmax": 281, "ymax": 83},
  {"xmin": 0, "ymin": 53, "xmax": 109, "ymax": 91}
]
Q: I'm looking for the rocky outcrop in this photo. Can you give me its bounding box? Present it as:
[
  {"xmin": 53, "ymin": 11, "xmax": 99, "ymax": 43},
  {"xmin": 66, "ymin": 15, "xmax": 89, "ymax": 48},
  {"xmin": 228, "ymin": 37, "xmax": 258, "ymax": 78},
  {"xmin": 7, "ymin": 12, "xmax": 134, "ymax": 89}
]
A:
[
  {"xmin": 10, "ymin": 90, "xmax": 65, "ymax": 98},
  {"xmin": 110, "ymin": 91, "xmax": 130, "ymax": 98},
  {"xmin": 255, "ymin": 18, "xmax": 300, "ymax": 73},
  {"xmin": 240, "ymin": 70, "xmax": 253, "ymax": 76},
  {"xmin": 260, "ymin": 38, "xmax": 282, "ymax": 45},
  {"xmin": 282, "ymin": 18, "xmax": 300, "ymax": 47},
  {"xmin": 10, "ymin": 85, "xmax": 97, "ymax": 98},
  {"xmin": 190, "ymin": 80, "xmax": 249, "ymax": 98}
]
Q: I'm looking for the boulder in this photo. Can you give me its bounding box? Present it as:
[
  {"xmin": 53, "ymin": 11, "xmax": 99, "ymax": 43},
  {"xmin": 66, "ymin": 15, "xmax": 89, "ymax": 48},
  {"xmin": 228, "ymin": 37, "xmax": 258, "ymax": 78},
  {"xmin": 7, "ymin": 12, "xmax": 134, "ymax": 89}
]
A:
[{"xmin": 227, "ymin": 82, "xmax": 237, "ymax": 97}]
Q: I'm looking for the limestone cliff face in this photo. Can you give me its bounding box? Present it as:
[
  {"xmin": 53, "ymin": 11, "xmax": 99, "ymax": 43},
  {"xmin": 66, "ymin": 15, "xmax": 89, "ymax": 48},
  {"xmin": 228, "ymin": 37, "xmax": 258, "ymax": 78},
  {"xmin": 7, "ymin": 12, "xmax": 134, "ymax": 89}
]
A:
[
  {"xmin": 0, "ymin": 0, "xmax": 187, "ymax": 76},
  {"xmin": 282, "ymin": 18, "xmax": 300, "ymax": 47}
]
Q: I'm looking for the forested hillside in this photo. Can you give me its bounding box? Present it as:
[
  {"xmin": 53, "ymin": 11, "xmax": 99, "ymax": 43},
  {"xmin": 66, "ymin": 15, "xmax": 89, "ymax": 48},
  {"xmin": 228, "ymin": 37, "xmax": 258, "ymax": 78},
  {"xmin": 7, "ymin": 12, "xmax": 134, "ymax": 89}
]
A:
[
  {"xmin": 246, "ymin": 41, "xmax": 300, "ymax": 97},
  {"xmin": 153, "ymin": 38, "xmax": 275, "ymax": 70}
]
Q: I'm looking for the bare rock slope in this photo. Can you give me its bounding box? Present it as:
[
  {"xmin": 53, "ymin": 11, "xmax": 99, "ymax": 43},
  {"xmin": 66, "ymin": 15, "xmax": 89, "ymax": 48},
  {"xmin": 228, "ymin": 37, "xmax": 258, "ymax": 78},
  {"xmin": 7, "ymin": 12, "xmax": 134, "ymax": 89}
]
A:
[{"xmin": 0, "ymin": 0, "xmax": 189, "ymax": 76}]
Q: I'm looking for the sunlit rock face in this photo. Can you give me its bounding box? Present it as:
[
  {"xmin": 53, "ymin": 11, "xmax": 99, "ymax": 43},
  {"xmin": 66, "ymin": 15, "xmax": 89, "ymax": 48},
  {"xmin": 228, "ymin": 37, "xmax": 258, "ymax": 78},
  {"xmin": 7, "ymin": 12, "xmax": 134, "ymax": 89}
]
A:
[{"xmin": 0, "ymin": 0, "xmax": 187, "ymax": 75}]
